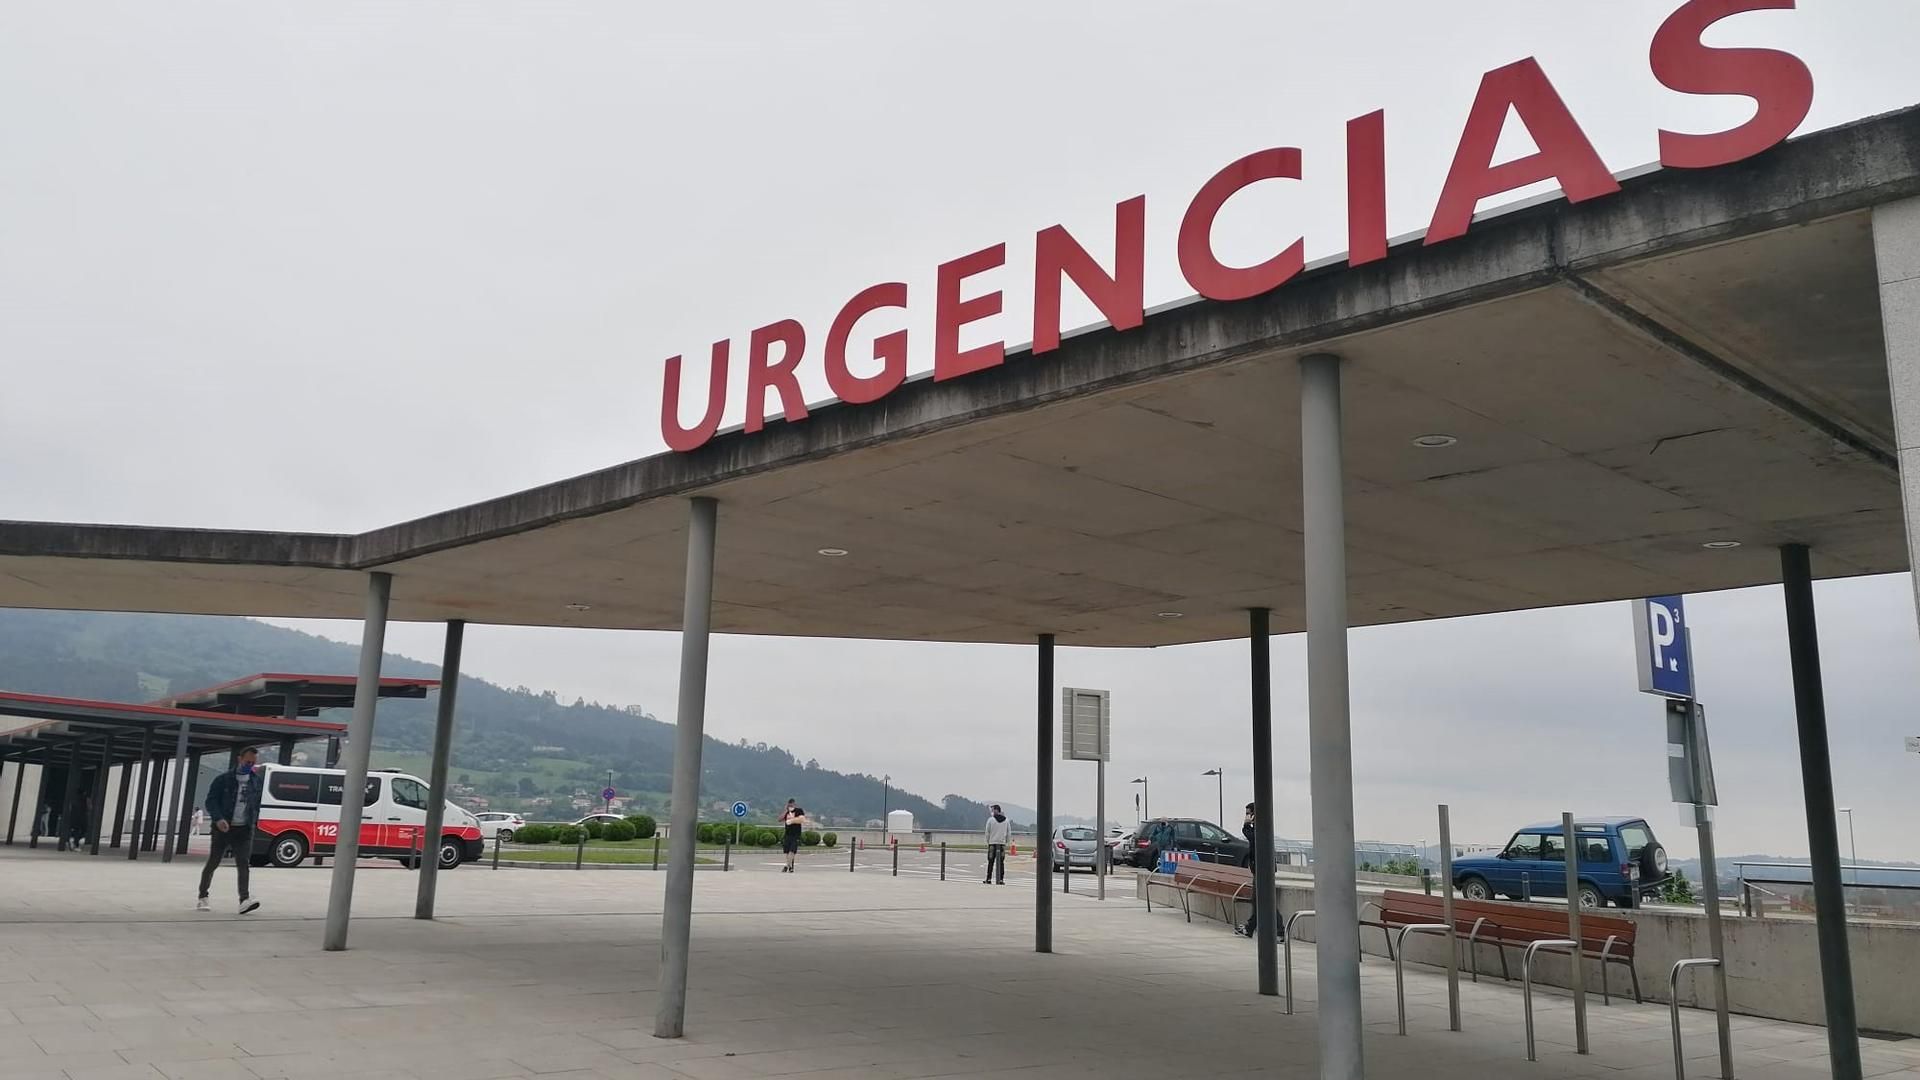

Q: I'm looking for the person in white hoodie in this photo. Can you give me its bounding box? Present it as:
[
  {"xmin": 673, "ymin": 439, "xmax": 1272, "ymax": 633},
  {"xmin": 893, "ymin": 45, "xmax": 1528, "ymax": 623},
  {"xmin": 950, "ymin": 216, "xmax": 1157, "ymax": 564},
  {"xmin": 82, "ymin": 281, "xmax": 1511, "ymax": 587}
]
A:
[{"xmin": 983, "ymin": 805, "xmax": 1012, "ymax": 885}]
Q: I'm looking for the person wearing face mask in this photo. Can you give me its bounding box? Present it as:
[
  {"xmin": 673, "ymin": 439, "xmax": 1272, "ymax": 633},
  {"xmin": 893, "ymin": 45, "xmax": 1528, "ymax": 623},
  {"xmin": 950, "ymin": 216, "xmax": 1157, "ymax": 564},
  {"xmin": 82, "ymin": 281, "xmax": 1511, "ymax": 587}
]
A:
[{"xmin": 197, "ymin": 746, "xmax": 263, "ymax": 914}]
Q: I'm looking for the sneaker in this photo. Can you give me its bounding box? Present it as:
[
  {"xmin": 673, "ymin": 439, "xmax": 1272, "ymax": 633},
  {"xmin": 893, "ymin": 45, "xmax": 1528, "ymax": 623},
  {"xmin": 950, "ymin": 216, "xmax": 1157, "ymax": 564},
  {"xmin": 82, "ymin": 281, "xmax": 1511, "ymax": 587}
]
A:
[
  {"xmin": 239, "ymin": 898, "xmax": 260, "ymax": 915},
  {"xmin": 1233, "ymin": 924, "xmax": 1250, "ymax": 937},
  {"xmin": 195, "ymin": 898, "xmax": 209, "ymax": 912}
]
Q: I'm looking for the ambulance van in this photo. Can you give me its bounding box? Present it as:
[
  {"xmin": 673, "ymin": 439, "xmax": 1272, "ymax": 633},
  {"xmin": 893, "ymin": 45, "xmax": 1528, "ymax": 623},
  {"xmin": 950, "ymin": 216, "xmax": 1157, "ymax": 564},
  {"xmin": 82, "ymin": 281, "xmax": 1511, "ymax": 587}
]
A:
[{"xmin": 252, "ymin": 763, "xmax": 485, "ymax": 869}]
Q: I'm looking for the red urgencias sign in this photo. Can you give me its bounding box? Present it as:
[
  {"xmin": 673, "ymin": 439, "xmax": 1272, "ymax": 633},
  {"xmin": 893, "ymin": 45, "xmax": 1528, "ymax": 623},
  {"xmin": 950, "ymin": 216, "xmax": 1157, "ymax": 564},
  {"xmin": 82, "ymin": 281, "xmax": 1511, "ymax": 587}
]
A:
[{"xmin": 661, "ymin": 0, "xmax": 1814, "ymax": 453}]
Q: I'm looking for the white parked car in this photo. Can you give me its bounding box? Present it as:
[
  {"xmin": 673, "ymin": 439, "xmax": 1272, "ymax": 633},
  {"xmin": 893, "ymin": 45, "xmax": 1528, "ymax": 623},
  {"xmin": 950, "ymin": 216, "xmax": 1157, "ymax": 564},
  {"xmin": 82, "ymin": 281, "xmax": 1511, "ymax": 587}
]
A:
[{"xmin": 475, "ymin": 812, "xmax": 525, "ymax": 842}]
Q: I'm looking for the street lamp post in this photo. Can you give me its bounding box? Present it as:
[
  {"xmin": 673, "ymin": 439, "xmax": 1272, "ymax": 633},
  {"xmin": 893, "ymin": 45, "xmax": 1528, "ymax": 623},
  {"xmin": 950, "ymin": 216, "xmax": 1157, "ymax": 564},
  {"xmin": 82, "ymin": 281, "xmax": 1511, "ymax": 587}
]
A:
[
  {"xmin": 1130, "ymin": 776, "xmax": 1149, "ymax": 821},
  {"xmin": 1202, "ymin": 767, "xmax": 1224, "ymax": 827},
  {"xmin": 1839, "ymin": 807, "xmax": 1858, "ymax": 888}
]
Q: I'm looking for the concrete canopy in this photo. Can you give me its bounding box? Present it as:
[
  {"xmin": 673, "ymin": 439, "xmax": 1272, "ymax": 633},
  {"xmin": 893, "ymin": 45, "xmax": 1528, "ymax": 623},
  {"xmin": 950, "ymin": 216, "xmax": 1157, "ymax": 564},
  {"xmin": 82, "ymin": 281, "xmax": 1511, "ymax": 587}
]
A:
[{"xmin": 3, "ymin": 109, "xmax": 1918, "ymax": 647}]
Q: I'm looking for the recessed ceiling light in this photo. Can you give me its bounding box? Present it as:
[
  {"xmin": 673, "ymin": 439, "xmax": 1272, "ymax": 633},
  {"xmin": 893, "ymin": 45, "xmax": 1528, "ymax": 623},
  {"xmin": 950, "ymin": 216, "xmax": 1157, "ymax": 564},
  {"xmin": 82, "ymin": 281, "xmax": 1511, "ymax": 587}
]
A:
[
  {"xmin": 1701, "ymin": 540, "xmax": 1742, "ymax": 550},
  {"xmin": 1411, "ymin": 434, "xmax": 1459, "ymax": 448},
  {"xmin": 1155, "ymin": 611, "xmax": 1184, "ymax": 619},
  {"xmin": 817, "ymin": 547, "xmax": 849, "ymax": 558},
  {"xmin": 566, "ymin": 602, "xmax": 593, "ymax": 612}
]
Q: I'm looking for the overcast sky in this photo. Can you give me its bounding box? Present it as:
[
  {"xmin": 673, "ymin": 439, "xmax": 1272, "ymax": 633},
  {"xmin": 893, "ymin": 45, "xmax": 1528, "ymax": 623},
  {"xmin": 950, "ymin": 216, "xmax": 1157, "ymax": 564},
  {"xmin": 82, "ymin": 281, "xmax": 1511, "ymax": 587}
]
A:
[{"xmin": 5, "ymin": 2, "xmax": 1920, "ymax": 861}]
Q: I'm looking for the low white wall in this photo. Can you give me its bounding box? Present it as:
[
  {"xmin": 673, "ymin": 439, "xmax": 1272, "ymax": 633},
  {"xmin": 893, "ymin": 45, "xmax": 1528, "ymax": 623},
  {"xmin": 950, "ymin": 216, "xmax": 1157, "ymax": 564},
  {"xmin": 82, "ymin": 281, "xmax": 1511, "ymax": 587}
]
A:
[{"xmin": 1136, "ymin": 872, "xmax": 1920, "ymax": 1036}]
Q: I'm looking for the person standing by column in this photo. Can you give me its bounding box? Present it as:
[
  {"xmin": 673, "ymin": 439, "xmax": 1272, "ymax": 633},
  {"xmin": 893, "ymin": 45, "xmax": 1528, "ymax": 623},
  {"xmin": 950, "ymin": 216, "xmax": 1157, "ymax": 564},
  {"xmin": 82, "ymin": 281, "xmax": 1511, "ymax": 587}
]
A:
[
  {"xmin": 1236, "ymin": 802, "xmax": 1279, "ymax": 940},
  {"xmin": 197, "ymin": 747, "xmax": 262, "ymax": 914},
  {"xmin": 779, "ymin": 799, "xmax": 806, "ymax": 873},
  {"xmin": 983, "ymin": 804, "xmax": 1011, "ymax": 885}
]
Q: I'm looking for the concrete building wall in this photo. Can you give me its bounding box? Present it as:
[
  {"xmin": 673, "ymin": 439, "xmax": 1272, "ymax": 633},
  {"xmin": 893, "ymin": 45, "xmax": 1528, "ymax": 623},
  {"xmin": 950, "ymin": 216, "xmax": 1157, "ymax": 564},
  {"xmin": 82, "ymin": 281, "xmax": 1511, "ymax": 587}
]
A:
[{"xmin": 1140, "ymin": 873, "xmax": 1920, "ymax": 1036}]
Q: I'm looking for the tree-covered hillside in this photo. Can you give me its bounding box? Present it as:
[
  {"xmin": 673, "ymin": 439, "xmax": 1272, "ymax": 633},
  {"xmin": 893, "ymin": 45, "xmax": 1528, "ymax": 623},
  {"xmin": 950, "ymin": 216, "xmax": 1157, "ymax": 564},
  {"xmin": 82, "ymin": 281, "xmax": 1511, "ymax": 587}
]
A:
[{"xmin": 0, "ymin": 609, "xmax": 1005, "ymax": 828}]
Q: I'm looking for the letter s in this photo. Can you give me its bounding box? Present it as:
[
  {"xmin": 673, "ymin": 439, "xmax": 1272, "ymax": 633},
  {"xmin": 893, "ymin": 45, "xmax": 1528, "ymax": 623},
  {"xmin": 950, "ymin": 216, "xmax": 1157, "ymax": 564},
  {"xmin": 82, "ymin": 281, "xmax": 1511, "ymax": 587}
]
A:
[{"xmin": 1651, "ymin": 0, "xmax": 1813, "ymax": 169}]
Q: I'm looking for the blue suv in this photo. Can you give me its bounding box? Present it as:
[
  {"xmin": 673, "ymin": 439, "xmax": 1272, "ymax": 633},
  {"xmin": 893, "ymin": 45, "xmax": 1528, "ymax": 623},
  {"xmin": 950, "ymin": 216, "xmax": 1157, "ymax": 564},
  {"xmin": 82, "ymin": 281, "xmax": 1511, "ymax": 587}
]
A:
[{"xmin": 1451, "ymin": 817, "xmax": 1668, "ymax": 909}]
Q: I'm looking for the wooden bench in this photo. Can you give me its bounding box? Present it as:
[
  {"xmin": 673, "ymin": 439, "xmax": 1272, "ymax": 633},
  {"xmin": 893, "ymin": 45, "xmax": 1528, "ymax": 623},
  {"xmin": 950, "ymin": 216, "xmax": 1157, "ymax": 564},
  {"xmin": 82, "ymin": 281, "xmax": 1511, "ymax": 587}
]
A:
[
  {"xmin": 1144, "ymin": 860, "xmax": 1256, "ymax": 925},
  {"xmin": 1364, "ymin": 889, "xmax": 1641, "ymax": 1005}
]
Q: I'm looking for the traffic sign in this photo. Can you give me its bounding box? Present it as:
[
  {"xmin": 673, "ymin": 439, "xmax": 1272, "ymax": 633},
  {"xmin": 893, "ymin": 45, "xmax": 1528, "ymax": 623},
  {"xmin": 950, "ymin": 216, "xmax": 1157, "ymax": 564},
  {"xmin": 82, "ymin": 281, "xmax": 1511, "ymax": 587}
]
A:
[
  {"xmin": 601, "ymin": 787, "xmax": 617, "ymax": 802},
  {"xmin": 1061, "ymin": 687, "xmax": 1111, "ymax": 762},
  {"xmin": 1632, "ymin": 595, "xmax": 1694, "ymax": 699},
  {"xmin": 731, "ymin": 801, "xmax": 749, "ymax": 818}
]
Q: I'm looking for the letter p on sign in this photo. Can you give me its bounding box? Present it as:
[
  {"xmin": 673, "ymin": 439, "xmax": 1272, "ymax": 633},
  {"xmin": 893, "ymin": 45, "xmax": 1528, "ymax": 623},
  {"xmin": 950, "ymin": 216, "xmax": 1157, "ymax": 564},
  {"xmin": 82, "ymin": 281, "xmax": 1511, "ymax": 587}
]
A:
[{"xmin": 1633, "ymin": 595, "xmax": 1694, "ymax": 699}]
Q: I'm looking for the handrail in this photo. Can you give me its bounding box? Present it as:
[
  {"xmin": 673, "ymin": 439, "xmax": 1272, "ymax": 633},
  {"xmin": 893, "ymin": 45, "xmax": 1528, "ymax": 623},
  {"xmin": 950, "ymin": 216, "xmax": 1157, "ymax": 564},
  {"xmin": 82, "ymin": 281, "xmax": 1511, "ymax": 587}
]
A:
[
  {"xmin": 1522, "ymin": 938, "xmax": 1581, "ymax": 1062},
  {"xmin": 1668, "ymin": 958, "xmax": 1721, "ymax": 1080},
  {"xmin": 1393, "ymin": 923, "xmax": 1451, "ymax": 1035},
  {"xmin": 1283, "ymin": 910, "xmax": 1316, "ymax": 1015}
]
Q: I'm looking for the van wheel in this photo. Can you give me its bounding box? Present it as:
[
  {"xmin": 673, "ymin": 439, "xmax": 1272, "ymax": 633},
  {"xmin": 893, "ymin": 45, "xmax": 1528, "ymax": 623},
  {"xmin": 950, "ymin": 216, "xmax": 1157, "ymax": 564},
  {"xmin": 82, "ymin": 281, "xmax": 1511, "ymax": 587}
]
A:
[
  {"xmin": 1459, "ymin": 875, "xmax": 1493, "ymax": 902},
  {"xmin": 270, "ymin": 833, "xmax": 309, "ymax": 869},
  {"xmin": 1577, "ymin": 884, "xmax": 1603, "ymax": 910},
  {"xmin": 437, "ymin": 838, "xmax": 462, "ymax": 870}
]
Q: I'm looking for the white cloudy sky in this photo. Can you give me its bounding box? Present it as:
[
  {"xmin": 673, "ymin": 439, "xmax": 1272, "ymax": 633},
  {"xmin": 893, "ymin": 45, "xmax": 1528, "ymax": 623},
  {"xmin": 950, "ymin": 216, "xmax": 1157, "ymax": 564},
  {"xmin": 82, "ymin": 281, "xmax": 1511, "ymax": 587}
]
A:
[{"xmin": 4, "ymin": 2, "xmax": 1920, "ymax": 860}]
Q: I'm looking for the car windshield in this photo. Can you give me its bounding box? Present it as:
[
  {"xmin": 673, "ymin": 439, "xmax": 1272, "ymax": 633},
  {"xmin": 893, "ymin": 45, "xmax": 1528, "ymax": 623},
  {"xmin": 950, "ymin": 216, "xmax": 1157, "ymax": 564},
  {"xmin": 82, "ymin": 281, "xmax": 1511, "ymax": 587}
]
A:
[{"xmin": 1061, "ymin": 828, "xmax": 1096, "ymax": 841}]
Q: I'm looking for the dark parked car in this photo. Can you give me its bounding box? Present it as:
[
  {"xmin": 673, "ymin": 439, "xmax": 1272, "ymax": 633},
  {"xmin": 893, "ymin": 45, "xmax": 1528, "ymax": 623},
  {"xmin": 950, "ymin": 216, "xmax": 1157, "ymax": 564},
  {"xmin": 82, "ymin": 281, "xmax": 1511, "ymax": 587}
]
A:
[
  {"xmin": 1124, "ymin": 817, "xmax": 1250, "ymax": 868},
  {"xmin": 1451, "ymin": 816, "xmax": 1668, "ymax": 909}
]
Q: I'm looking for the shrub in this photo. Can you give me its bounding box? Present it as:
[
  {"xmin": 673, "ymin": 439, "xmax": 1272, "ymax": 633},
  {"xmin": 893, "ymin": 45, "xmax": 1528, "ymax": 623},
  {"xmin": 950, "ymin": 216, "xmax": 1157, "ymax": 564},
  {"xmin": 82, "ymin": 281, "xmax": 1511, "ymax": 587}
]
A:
[
  {"xmin": 802, "ymin": 830, "xmax": 821, "ymax": 847},
  {"xmin": 516, "ymin": 824, "xmax": 554, "ymax": 845},
  {"xmin": 697, "ymin": 823, "xmax": 716, "ymax": 844},
  {"xmin": 822, "ymin": 832, "xmax": 838, "ymax": 848},
  {"xmin": 626, "ymin": 814, "xmax": 657, "ymax": 840},
  {"xmin": 602, "ymin": 819, "xmax": 637, "ymax": 842},
  {"xmin": 757, "ymin": 828, "xmax": 781, "ymax": 847},
  {"xmin": 585, "ymin": 821, "xmax": 606, "ymax": 840},
  {"xmin": 554, "ymin": 825, "xmax": 585, "ymax": 845}
]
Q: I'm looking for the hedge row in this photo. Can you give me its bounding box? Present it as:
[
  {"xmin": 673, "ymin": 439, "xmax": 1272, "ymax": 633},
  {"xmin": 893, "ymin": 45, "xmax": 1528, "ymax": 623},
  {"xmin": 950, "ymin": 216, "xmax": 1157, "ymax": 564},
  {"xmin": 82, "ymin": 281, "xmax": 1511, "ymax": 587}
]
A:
[{"xmin": 514, "ymin": 814, "xmax": 657, "ymax": 845}]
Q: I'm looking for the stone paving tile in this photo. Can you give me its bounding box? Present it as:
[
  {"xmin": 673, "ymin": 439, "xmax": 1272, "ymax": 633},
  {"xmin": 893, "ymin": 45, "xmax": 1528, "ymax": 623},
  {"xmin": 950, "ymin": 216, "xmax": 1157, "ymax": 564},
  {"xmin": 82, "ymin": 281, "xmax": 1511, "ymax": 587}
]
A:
[{"xmin": 1, "ymin": 844, "xmax": 1912, "ymax": 1079}]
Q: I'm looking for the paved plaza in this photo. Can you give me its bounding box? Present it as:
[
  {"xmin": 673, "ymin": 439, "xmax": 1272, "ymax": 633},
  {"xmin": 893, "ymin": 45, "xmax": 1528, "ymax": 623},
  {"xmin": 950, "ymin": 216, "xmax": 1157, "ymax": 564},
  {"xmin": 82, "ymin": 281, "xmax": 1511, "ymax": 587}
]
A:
[{"xmin": 0, "ymin": 845, "xmax": 1913, "ymax": 1079}]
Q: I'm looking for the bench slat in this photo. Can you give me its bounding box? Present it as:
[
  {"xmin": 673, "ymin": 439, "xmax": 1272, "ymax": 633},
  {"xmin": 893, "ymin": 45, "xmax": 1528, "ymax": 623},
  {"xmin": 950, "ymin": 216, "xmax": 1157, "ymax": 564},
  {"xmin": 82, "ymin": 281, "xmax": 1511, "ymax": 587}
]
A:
[{"xmin": 1375, "ymin": 889, "xmax": 1635, "ymax": 958}]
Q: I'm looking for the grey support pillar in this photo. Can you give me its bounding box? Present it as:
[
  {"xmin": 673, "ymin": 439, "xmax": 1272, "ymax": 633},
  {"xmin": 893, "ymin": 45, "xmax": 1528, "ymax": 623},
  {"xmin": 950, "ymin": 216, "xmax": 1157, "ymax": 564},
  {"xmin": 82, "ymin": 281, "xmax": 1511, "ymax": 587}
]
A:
[
  {"xmin": 141, "ymin": 753, "xmax": 166, "ymax": 852},
  {"xmin": 88, "ymin": 735, "xmax": 114, "ymax": 855},
  {"xmin": 415, "ymin": 619, "xmax": 466, "ymax": 920},
  {"xmin": 1780, "ymin": 543, "xmax": 1862, "ymax": 1079},
  {"xmin": 174, "ymin": 750, "xmax": 202, "ymax": 854},
  {"xmin": 1035, "ymin": 633, "xmax": 1055, "ymax": 954},
  {"xmin": 160, "ymin": 724, "xmax": 191, "ymax": 862},
  {"xmin": 1301, "ymin": 352, "xmax": 1363, "ymax": 1080},
  {"xmin": 1249, "ymin": 608, "xmax": 1278, "ymax": 996},
  {"xmin": 59, "ymin": 740, "xmax": 86, "ymax": 851},
  {"xmin": 656, "ymin": 497, "xmax": 717, "ymax": 1039},
  {"xmin": 324, "ymin": 570, "xmax": 393, "ymax": 952},
  {"xmin": 5, "ymin": 751, "xmax": 23, "ymax": 844},
  {"xmin": 29, "ymin": 746, "xmax": 49, "ymax": 848},
  {"xmin": 1872, "ymin": 198, "xmax": 1920, "ymax": 628},
  {"xmin": 111, "ymin": 731, "xmax": 144, "ymax": 848}
]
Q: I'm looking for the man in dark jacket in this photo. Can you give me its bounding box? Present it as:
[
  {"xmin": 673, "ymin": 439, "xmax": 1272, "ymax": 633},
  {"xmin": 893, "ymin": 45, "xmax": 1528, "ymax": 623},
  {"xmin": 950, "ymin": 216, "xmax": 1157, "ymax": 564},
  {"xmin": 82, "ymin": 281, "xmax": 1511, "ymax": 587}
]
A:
[{"xmin": 198, "ymin": 747, "xmax": 263, "ymax": 913}]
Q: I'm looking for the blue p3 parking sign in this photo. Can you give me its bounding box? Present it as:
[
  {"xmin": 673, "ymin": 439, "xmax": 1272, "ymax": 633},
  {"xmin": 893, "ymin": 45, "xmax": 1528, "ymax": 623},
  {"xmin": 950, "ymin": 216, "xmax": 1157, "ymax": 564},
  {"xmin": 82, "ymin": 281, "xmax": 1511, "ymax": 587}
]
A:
[{"xmin": 1632, "ymin": 595, "xmax": 1694, "ymax": 699}]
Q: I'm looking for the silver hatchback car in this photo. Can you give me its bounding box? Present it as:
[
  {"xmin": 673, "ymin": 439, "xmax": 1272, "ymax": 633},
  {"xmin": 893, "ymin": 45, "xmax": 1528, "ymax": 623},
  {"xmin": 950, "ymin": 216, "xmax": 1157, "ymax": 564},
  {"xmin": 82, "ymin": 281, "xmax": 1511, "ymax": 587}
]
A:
[{"xmin": 1052, "ymin": 826, "xmax": 1100, "ymax": 872}]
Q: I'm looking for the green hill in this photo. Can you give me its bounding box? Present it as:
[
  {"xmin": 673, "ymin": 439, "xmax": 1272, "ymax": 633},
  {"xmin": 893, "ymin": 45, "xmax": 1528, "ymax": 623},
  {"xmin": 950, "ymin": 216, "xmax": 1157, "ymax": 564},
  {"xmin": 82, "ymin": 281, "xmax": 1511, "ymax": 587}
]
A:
[{"xmin": 0, "ymin": 609, "xmax": 999, "ymax": 829}]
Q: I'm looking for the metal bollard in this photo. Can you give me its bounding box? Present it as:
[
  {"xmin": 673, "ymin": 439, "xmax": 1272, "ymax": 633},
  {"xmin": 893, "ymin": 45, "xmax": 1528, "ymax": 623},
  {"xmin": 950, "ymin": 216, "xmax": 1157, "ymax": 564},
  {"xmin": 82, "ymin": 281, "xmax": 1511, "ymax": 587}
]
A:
[
  {"xmin": 849, "ymin": 842, "xmax": 856, "ymax": 872},
  {"xmin": 653, "ymin": 834, "xmax": 661, "ymax": 869},
  {"xmin": 574, "ymin": 828, "xmax": 586, "ymax": 870},
  {"xmin": 891, "ymin": 840, "xmax": 898, "ymax": 876},
  {"xmin": 723, "ymin": 839, "xmax": 731, "ymax": 871},
  {"xmin": 940, "ymin": 841, "xmax": 946, "ymax": 881},
  {"xmin": 1521, "ymin": 871, "xmax": 1531, "ymax": 901},
  {"xmin": 413, "ymin": 829, "xmax": 424, "ymax": 871},
  {"xmin": 492, "ymin": 833, "xmax": 500, "ymax": 870},
  {"xmin": 1063, "ymin": 860, "xmax": 1071, "ymax": 894},
  {"xmin": 1422, "ymin": 869, "xmax": 1434, "ymax": 895}
]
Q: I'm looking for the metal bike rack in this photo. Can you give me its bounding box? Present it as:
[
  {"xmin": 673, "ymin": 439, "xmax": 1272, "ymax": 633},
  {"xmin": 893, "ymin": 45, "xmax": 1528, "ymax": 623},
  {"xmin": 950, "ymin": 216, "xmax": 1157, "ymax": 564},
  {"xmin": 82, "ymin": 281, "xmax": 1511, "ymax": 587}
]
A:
[
  {"xmin": 1521, "ymin": 938, "xmax": 1582, "ymax": 1061},
  {"xmin": 1282, "ymin": 910, "xmax": 1315, "ymax": 1015},
  {"xmin": 1393, "ymin": 923, "xmax": 1452, "ymax": 1035},
  {"xmin": 1668, "ymin": 958, "xmax": 1721, "ymax": 1080}
]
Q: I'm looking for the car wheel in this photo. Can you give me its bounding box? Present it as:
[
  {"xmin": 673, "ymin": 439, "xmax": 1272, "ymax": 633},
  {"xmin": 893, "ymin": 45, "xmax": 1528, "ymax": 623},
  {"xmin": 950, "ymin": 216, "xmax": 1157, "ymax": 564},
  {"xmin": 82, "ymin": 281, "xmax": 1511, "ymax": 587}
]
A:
[
  {"xmin": 1577, "ymin": 884, "xmax": 1603, "ymax": 910},
  {"xmin": 438, "ymin": 838, "xmax": 462, "ymax": 870},
  {"xmin": 497, "ymin": 829, "xmax": 514, "ymax": 843},
  {"xmin": 270, "ymin": 832, "xmax": 309, "ymax": 869},
  {"xmin": 1459, "ymin": 875, "xmax": 1493, "ymax": 902}
]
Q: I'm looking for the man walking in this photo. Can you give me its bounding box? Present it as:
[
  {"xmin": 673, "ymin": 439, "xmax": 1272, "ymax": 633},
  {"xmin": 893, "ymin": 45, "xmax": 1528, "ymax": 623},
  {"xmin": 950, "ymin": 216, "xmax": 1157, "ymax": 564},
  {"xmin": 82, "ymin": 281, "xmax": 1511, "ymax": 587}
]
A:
[
  {"xmin": 1235, "ymin": 802, "xmax": 1280, "ymax": 940},
  {"xmin": 983, "ymin": 804, "xmax": 1011, "ymax": 885},
  {"xmin": 779, "ymin": 799, "xmax": 806, "ymax": 873},
  {"xmin": 198, "ymin": 747, "xmax": 262, "ymax": 914}
]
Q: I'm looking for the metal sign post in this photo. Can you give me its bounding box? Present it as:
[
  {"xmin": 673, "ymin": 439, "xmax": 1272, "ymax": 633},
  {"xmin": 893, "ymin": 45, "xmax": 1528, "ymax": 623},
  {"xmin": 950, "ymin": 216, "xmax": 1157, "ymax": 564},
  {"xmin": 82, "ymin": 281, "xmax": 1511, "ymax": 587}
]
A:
[
  {"xmin": 731, "ymin": 800, "xmax": 748, "ymax": 848},
  {"xmin": 1633, "ymin": 598, "xmax": 1731, "ymax": 1080},
  {"xmin": 1062, "ymin": 687, "xmax": 1111, "ymax": 901}
]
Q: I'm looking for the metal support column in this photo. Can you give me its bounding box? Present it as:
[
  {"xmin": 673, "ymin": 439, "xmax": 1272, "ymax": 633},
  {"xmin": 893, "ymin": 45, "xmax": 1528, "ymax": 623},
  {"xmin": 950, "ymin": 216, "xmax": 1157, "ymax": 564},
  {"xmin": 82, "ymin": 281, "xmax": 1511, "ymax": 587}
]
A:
[
  {"xmin": 1780, "ymin": 543, "xmax": 1861, "ymax": 1079},
  {"xmin": 111, "ymin": 730, "xmax": 144, "ymax": 848},
  {"xmin": 1439, "ymin": 805, "xmax": 1460, "ymax": 1031},
  {"xmin": 1301, "ymin": 352, "xmax": 1362, "ymax": 1080},
  {"xmin": 1035, "ymin": 633, "xmax": 1055, "ymax": 954},
  {"xmin": 323, "ymin": 570, "xmax": 393, "ymax": 952},
  {"xmin": 1563, "ymin": 812, "xmax": 1589, "ymax": 1054},
  {"xmin": 88, "ymin": 735, "xmax": 114, "ymax": 854},
  {"xmin": 59, "ymin": 740, "xmax": 86, "ymax": 851},
  {"xmin": 3, "ymin": 751, "xmax": 20, "ymax": 845},
  {"xmin": 159, "ymin": 724, "xmax": 191, "ymax": 862},
  {"xmin": 141, "ymin": 752, "xmax": 166, "ymax": 852},
  {"xmin": 1249, "ymin": 607, "xmax": 1279, "ymax": 996},
  {"xmin": 173, "ymin": 750, "xmax": 201, "ymax": 855},
  {"xmin": 656, "ymin": 497, "xmax": 717, "ymax": 1039},
  {"xmin": 416, "ymin": 619, "xmax": 465, "ymax": 920},
  {"xmin": 29, "ymin": 746, "xmax": 50, "ymax": 848}
]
